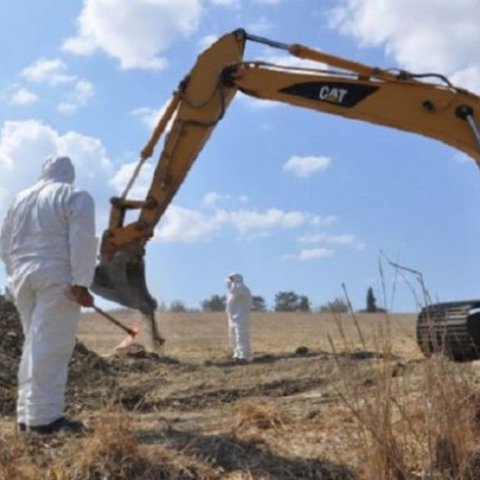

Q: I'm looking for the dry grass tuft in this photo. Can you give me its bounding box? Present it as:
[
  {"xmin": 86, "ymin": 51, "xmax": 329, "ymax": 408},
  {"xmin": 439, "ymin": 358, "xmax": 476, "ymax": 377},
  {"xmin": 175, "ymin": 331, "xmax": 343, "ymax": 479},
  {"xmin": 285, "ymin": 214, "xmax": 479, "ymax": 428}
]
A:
[
  {"xmin": 233, "ymin": 401, "xmax": 290, "ymax": 433},
  {"xmin": 71, "ymin": 412, "xmax": 142, "ymax": 478},
  {"xmin": 69, "ymin": 411, "xmax": 226, "ymax": 479},
  {"xmin": 0, "ymin": 434, "xmax": 39, "ymax": 480},
  {"xmin": 0, "ymin": 410, "xmax": 221, "ymax": 480}
]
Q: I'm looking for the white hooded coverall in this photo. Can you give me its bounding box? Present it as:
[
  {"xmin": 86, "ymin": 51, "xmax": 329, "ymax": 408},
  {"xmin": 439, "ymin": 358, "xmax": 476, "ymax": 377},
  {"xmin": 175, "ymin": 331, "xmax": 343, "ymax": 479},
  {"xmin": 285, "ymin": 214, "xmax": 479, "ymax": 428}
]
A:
[
  {"xmin": 225, "ymin": 274, "xmax": 253, "ymax": 361},
  {"xmin": 0, "ymin": 155, "xmax": 97, "ymax": 427}
]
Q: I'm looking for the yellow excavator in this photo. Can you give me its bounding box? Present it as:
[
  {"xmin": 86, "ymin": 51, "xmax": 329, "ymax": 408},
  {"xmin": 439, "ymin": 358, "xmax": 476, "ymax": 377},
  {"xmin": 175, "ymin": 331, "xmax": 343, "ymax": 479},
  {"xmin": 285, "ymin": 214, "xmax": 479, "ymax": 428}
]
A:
[{"xmin": 91, "ymin": 28, "xmax": 480, "ymax": 357}]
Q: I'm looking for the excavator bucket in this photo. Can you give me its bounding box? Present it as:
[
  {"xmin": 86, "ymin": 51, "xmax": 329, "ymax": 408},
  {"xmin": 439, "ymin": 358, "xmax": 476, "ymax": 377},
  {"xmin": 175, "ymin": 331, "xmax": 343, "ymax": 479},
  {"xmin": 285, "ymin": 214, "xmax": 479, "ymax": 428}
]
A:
[
  {"xmin": 91, "ymin": 246, "xmax": 165, "ymax": 349},
  {"xmin": 92, "ymin": 246, "xmax": 157, "ymax": 314}
]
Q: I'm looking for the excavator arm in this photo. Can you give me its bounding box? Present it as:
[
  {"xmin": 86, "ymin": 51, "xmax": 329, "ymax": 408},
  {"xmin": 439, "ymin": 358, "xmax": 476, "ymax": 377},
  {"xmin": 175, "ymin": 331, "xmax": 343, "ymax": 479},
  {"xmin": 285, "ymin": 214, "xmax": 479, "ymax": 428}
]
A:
[{"xmin": 92, "ymin": 29, "xmax": 480, "ymax": 338}]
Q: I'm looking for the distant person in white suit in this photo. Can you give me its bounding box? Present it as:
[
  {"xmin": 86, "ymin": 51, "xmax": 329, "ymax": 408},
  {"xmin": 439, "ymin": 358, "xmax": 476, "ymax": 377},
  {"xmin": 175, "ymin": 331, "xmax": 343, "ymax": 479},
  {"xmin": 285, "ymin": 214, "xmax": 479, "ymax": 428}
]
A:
[{"xmin": 225, "ymin": 273, "xmax": 253, "ymax": 363}]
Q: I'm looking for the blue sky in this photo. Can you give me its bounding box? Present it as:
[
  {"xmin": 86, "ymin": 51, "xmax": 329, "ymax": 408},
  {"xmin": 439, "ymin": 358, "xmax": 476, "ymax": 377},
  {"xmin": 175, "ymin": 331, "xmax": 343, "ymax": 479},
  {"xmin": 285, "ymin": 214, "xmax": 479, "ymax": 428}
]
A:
[{"xmin": 2, "ymin": 0, "xmax": 480, "ymax": 313}]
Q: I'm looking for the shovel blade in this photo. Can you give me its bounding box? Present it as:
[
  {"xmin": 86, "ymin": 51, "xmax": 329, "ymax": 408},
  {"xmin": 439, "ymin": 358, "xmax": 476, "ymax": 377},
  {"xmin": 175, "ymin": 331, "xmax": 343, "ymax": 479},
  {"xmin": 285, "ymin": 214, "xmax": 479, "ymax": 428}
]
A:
[
  {"xmin": 91, "ymin": 246, "xmax": 157, "ymax": 315},
  {"xmin": 111, "ymin": 324, "xmax": 142, "ymax": 353}
]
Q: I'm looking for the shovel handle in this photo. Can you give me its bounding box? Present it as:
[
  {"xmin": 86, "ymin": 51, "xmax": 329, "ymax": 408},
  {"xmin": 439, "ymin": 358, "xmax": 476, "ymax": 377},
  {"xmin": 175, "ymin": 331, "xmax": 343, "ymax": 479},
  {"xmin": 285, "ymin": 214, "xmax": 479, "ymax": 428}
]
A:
[{"xmin": 92, "ymin": 304, "xmax": 138, "ymax": 337}]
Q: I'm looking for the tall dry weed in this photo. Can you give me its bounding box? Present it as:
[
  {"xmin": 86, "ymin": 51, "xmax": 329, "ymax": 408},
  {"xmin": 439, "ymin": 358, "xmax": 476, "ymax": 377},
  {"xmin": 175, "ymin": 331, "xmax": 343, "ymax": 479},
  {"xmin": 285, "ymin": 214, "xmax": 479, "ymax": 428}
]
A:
[{"xmin": 331, "ymin": 262, "xmax": 480, "ymax": 480}]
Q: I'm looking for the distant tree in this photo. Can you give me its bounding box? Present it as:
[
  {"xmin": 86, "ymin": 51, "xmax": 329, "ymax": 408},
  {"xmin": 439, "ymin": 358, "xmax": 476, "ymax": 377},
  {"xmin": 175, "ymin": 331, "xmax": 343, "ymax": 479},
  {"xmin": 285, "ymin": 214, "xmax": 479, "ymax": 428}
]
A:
[
  {"xmin": 252, "ymin": 295, "xmax": 267, "ymax": 312},
  {"xmin": 298, "ymin": 296, "xmax": 310, "ymax": 312},
  {"xmin": 319, "ymin": 297, "xmax": 349, "ymax": 313},
  {"xmin": 360, "ymin": 287, "xmax": 387, "ymax": 313},
  {"xmin": 201, "ymin": 294, "xmax": 227, "ymax": 312},
  {"xmin": 366, "ymin": 287, "xmax": 377, "ymax": 313},
  {"xmin": 274, "ymin": 291, "xmax": 310, "ymax": 312},
  {"xmin": 170, "ymin": 300, "xmax": 187, "ymax": 312}
]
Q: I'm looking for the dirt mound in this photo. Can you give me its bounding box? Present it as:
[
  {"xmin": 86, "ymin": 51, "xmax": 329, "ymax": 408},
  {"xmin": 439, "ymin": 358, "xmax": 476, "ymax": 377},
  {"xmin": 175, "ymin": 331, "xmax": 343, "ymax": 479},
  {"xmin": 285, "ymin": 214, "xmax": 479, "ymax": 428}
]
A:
[
  {"xmin": 0, "ymin": 294, "xmax": 181, "ymax": 417},
  {"xmin": 0, "ymin": 295, "xmax": 118, "ymax": 416},
  {"xmin": 0, "ymin": 295, "xmax": 23, "ymax": 415}
]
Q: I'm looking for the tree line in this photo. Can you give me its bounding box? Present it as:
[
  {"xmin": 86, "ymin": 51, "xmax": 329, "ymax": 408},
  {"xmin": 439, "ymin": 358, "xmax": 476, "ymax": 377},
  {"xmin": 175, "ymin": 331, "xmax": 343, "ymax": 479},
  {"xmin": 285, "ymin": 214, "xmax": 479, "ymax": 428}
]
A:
[{"xmin": 164, "ymin": 286, "xmax": 386, "ymax": 313}]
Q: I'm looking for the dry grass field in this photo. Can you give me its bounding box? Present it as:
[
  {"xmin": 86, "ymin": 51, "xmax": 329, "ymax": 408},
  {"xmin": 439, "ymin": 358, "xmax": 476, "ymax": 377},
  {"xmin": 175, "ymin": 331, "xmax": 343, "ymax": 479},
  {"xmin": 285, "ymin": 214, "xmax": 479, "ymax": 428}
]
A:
[{"xmin": 3, "ymin": 307, "xmax": 480, "ymax": 479}]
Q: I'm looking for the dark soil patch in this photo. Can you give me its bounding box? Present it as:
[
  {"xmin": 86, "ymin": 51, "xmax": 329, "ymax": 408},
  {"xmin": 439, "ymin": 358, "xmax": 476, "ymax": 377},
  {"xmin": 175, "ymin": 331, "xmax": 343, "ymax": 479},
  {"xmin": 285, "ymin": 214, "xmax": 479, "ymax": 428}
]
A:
[
  {"xmin": 0, "ymin": 296, "xmax": 185, "ymax": 416},
  {"xmin": 118, "ymin": 376, "xmax": 327, "ymax": 412}
]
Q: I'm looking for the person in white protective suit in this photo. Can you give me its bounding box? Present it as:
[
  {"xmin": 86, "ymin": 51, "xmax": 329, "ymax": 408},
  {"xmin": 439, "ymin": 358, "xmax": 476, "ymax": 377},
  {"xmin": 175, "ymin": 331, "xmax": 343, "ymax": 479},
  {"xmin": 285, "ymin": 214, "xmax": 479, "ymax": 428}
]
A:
[
  {"xmin": 225, "ymin": 273, "xmax": 253, "ymax": 363},
  {"xmin": 0, "ymin": 155, "xmax": 97, "ymax": 436}
]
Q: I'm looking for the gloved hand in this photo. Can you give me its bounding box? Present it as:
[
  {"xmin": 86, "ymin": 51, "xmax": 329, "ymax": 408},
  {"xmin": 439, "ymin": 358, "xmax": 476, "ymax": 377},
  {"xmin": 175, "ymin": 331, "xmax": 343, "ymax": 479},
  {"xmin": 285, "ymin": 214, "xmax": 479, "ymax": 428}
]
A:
[{"xmin": 70, "ymin": 285, "xmax": 94, "ymax": 308}]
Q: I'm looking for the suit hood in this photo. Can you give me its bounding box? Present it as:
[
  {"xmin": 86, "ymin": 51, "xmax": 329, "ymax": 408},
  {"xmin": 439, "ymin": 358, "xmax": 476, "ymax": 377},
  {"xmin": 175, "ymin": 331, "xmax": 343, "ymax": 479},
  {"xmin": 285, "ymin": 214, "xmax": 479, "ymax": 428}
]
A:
[
  {"xmin": 227, "ymin": 273, "xmax": 244, "ymax": 284},
  {"xmin": 39, "ymin": 155, "xmax": 75, "ymax": 184}
]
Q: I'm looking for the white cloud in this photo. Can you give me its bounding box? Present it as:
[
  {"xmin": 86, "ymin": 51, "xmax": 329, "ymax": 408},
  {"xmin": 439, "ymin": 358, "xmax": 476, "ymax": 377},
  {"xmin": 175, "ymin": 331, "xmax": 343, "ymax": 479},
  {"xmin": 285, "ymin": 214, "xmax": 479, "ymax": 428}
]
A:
[
  {"xmin": 330, "ymin": 0, "xmax": 480, "ymax": 91},
  {"xmin": 63, "ymin": 0, "xmax": 202, "ymax": 70},
  {"xmin": 299, "ymin": 232, "xmax": 366, "ymax": 250},
  {"xmin": 283, "ymin": 155, "xmax": 332, "ymax": 178},
  {"xmin": 0, "ymin": 119, "xmax": 113, "ymax": 219},
  {"xmin": 210, "ymin": 0, "xmax": 240, "ymax": 7},
  {"xmin": 58, "ymin": 130, "xmax": 112, "ymax": 178},
  {"xmin": 110, "ymin": 161, "xmax": 154, "ymax": 199},
  {"xmin": 202, "ymin": 192, "xmax": 249, "ymax": 209},
  {"xmin": 237, "ymin": 92, "xmax": 280, "ymax": 110},
  {"xmin": 246, "ymin": 17, "xmax": 274, "ymax": 35},
  {"xmin": 131, "ymin": 107, "xmax": 162, "ymax": 130},
  {"xmin": 202, "ymin": 192, "xmax": 232, "ymax": 208},
  {"xmin": 450, "ymin": 66, "xmax": 480, "ymax": 95},
  {"xmin": 0, "ymin": 188, "xmax": 7, "ymax": 206},
  {"xmin": 283, "ymin": 248, "xmax": 334, "ymax": 262},
  {"xmin": 58, "ymin": 79, "xmax": 95, "ymax": 114},
  {"xmin": 198, "ymin": 34, "xmax": 219, "ymax": 52},
  {"xmin": 152, "ymin": 203, "xmax": 322, "ymax": 243},
  {"xmin": 453, "ymin": 152, "xmax": 473, "ymax": 164},
  {"xmin": 299, "ymin": 248, "xmax": 334, "ymax": 261},
  {"xmin": 108, "ymin": 182, "xmax": 340, "ymax": 246},
  {"xmin": 0, "ymin": 120, "xmax": 59, "ymax": 176},
  {"xmin": 131, "ymin": 98, "xmax": 175, "ymax": 132},
  {"xmin": 253, "ymin": 0, "xmax": 283, "ymax": 4},
  {"xmin": 10, "ymin": 87, "xmax": 38, "ymax": 106},
  {"xmin": 76, "ymin": 79, "xmax": 94, "ymax": 97},
  {"xmin": 229, "ymin": 208, "xmax": 305, "ymax": 233},
  {"xmin": 156, "ymin": 205, "xmax": 220, "ymax": 243},
  {"xmin": 21, "ymin": 58, "xmax": 94, "ymax": 113},
  {"xmin": 22, "ymin": 58, "xmax": 75, "ymax": 86},
  {"xmin": 310, "ymin": 214, "xmax": 337, "ymax": 227},
  {"xmin": 300, "ymin": 233, "xmax": 348, "ymax": 244}
]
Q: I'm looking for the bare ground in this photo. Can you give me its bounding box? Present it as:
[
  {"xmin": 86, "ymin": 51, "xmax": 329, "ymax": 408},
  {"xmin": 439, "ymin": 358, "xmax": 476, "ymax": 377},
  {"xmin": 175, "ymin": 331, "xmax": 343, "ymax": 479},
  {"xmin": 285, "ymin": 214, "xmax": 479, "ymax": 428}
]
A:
[{"xmin": 3, "ymin": 307, "xmax": 480, "ymax": 479}]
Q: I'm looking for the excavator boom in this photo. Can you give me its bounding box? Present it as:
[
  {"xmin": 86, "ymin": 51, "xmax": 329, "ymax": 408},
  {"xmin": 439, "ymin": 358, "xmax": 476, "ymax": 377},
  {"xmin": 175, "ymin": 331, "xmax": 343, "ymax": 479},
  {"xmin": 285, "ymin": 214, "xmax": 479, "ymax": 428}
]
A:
[{"xmin": 91, "ymin": 29, "xmax": 480, "ymax": 353}]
